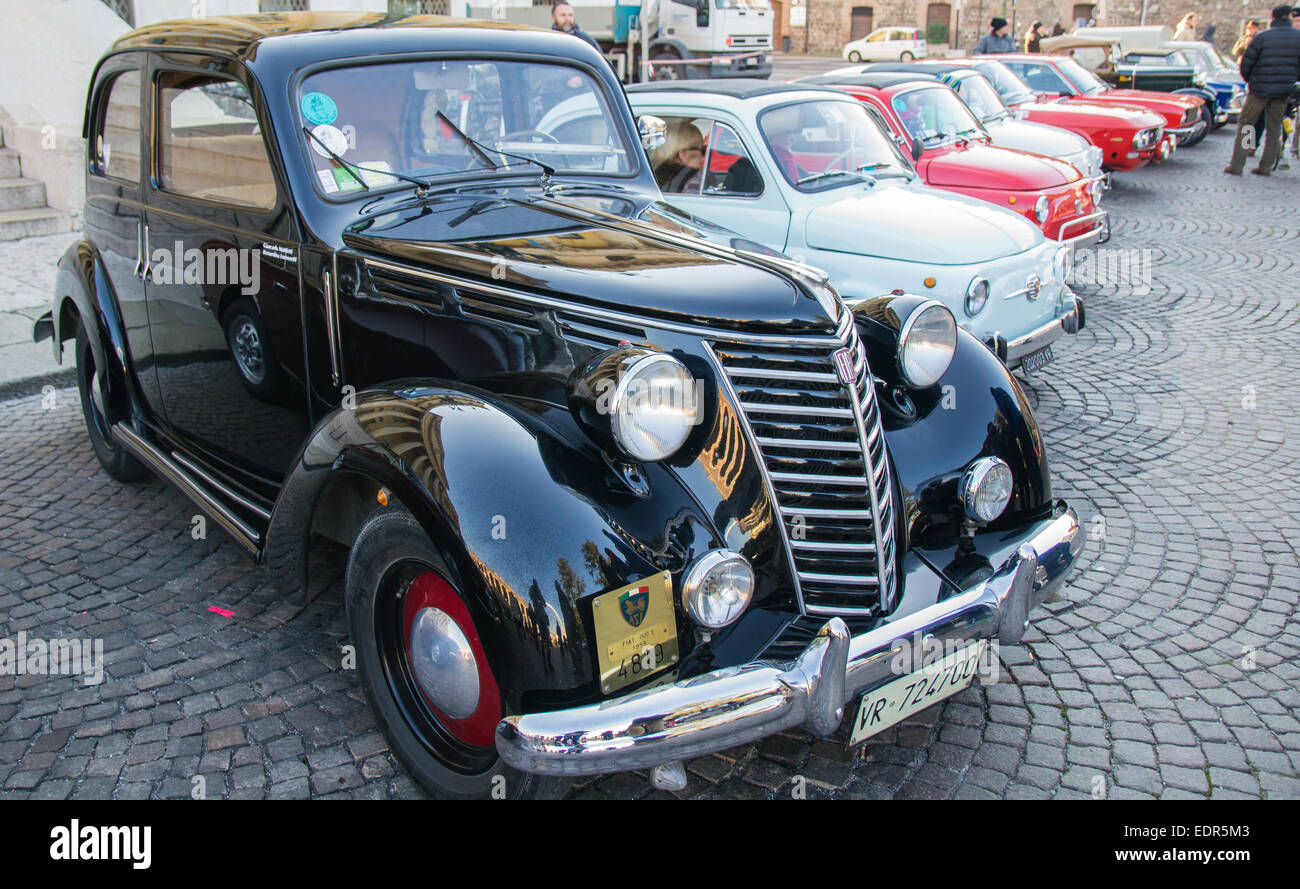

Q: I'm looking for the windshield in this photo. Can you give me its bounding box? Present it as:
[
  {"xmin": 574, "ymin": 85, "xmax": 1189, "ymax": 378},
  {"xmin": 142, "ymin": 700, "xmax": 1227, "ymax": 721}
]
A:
[
  {"xmin": 972, "ymin": 59, "xmax": 1038, "ymax": 105},
  {"xmin": 715, "ymin": 0, "xmax": 770, "ymax": 7},
  {"xmin": 296, "ymin": 59, "xmax": 632, "ymax": 197},
  {"xmin": 890, "ymin": 86, "xmax": 985, "ymax": 145},
  {"xmin": 756, "ymin": 99, "xmax": 912, "ymax": 191},
  {"xmin": 952, "ymin": 72, "xmax": 1010, "ymax": 122},
  {"xmin": 1056, "ymin": 57, "xmax": 1108, "ymax": 95}
]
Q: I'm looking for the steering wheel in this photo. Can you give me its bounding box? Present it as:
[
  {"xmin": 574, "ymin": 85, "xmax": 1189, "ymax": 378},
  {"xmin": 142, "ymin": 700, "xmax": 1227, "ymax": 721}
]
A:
[{"xmin": 498, "ymin": 129, "xmax": 560, "ymax": 144}]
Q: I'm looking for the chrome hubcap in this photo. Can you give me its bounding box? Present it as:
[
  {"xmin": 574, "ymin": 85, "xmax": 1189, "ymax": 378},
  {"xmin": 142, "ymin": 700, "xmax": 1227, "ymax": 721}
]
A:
[
  {"xmin": 408, "ymin": 607, "xmax": 480, "ymax": 719},
  {"xmin": 232, "ymin": 318, "xmax": 265, "ymax": 383}
]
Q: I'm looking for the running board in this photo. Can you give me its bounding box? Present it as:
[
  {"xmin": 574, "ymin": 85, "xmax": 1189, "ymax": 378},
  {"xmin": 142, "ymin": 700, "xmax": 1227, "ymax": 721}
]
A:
[{"xmin": 111, "ymin": 423, "xmax": 262, "ymax": 557}]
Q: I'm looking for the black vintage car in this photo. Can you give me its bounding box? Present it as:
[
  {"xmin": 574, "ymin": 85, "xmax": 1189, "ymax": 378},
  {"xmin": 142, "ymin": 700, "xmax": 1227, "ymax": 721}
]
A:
[{"xmin": 34, "ymin": 12, "xmax": 1082, "ymax": 799}]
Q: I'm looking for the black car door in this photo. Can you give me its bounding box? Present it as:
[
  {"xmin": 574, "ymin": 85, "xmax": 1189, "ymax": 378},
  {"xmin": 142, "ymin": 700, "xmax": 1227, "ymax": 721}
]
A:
[
  {"xmin": 84, "ymin": 53, "xmax": 164, "ymax": 415},
  {"xmin": 142, "ymin": 54, "xmax": 307, "ymax": 479}
]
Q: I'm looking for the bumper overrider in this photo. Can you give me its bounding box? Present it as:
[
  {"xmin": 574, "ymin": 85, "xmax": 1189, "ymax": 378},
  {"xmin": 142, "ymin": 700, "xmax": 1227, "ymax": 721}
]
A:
[{"xmin": 496, "ymin": 505, "xmax": 1083, "ymax": 777}]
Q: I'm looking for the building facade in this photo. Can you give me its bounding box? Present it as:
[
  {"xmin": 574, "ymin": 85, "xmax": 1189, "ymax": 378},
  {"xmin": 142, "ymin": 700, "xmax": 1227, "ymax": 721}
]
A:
[{"xmin": 779, "ymin": 1, "xmax": 1276, "ymax": 57}]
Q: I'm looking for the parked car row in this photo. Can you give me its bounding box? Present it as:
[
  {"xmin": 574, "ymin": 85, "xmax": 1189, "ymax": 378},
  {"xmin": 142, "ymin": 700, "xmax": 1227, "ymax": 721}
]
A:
[{"xmin": 42, "ymin": 14, "xmax": 1102, "ymax": 800}]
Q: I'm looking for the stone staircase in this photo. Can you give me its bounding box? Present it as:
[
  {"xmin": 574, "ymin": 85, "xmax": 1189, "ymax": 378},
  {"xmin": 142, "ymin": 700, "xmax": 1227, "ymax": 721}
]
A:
[{"xmin": 0, "ymin": 126, "xmax": 67, "ymax": 241}]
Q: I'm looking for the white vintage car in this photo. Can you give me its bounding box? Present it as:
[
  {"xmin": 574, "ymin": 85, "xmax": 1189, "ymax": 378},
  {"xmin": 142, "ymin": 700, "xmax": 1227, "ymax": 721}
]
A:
[
  {"xmin": 623, "ymin": 81, "xmax": 1082, "ymax": 371},
  {"xmin": 842, "ymin": 26, "xmax": 929, "ymax": 62}
]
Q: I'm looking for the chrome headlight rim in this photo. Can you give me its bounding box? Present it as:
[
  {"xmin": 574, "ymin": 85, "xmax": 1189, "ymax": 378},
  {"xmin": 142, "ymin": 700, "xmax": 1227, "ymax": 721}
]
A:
[
  {"xmin": 959, "ymin": 456, "xmax": 1014, "ymax": 524},
  {"xmin": 609, "ymin": 351, "xmax": 699, "ymax": 463},
  {"xmin": 682, "ymin": 549, "xmax": 755, "ymax": 629},
  {"xmin": 1033, "ymin": 194, "xmax": 1050, "ymax": 224},
  {"xmin": 897, "ymin": 299, "xmax": 958, "ymax": 389},
  {"xmin": 964, "ymin": 275, "xmax": 990, "ymax": 317}
]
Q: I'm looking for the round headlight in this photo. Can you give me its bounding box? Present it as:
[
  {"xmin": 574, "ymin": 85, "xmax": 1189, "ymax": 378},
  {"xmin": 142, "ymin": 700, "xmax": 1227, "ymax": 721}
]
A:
[
  {"xmin": 1053, "ymin": 245, "xmax": 1072, "ymax": 283},
  {"xmin": 610, "ymin": 353, "xmax": 700, "ymax": 462},
  {"xmin": 899, "ymin": 301, "xmax": 957, "ymax": 388},
  {"xmin": 682, "ymin": 550, "xmax": 754, "ymax": 629},
  {"xmin": 964, "ymin": 276, "xmax": 990, "ymax": 316},
  {"xmin": 960, "ymin": 457, "xmax": 1013, "ymax": 523},
  {"xmin": 1033, "ymin": 194, "xmax": 1050, "ymax": 224}
]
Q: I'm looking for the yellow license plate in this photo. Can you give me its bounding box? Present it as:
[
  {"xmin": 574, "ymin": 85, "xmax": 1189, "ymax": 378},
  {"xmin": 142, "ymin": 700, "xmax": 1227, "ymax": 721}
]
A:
[{"xmin": 592, "ymin": 571, "xmax": 678, "ymax": 695}]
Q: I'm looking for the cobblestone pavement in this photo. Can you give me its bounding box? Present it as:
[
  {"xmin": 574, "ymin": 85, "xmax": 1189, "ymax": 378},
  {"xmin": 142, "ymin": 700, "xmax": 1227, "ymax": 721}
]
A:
[{"xmin": 1, "ymin": 128, "xmax": 1297, "ymax": 800}]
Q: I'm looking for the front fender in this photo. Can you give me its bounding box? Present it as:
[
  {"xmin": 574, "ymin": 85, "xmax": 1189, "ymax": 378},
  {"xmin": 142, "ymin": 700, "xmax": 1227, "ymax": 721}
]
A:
[
  {"xmin": 52, "ymin": 240, "xmax": 137, "ymax": 422},
  {"xmin": 856, "ymin": 302, "xmax": 1053, "ymax": 553},
  {"xmin": 264, "ymin": 382, "xmax": 726, "ymax": 710}
]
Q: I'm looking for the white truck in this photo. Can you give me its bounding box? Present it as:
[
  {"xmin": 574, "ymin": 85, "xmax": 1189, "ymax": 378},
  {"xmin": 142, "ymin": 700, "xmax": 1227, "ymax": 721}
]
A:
[{"xmin": 465, "ymin": 0, "xmax": 774, "ymax": 82}]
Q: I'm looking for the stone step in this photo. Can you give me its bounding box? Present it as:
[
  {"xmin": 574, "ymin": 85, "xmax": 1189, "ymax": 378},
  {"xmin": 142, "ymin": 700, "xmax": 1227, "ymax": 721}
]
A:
[
  {"xmin": 0, "ymin": 148, "xmax": 20, "ymax": 179},
  {"xmin": 0, "ymin": 207, "xmax": 67, "ymax": 241},
  {"xmin": 0, "ymin": 177, "xmax": 47, "ymax": 212}
]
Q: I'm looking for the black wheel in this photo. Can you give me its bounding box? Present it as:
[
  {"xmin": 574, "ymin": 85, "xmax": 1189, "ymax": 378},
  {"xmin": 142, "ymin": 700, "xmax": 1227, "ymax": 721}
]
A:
[
  {"xmin": 75, "ymin": 319, "xmax": 146, "ymax": 482},
  {"xmin": 650, "ymin": 49, "xmax": 683, "ymax": 81},
  {"xmin": 900, "ymin": 51, "xmax": 915, "ymax": 61},
  {"xmin": 848, "ymin": 50, "xmax": 862, "ymax": 63},
  {"xmin": 345, "ymin": 508, "xmax": 567, "ymax": 800},
  {"xmin": 223, "ymin": 298, "xmax": 284, "ymax": 400}
]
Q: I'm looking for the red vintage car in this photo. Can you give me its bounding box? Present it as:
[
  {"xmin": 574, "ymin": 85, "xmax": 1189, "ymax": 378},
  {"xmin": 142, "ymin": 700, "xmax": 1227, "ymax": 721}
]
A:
[
  {"xmin": 816, "ymin": 73, "xmax": 1107, "ymax": 245},
  {"xmin": 979, "ymin": 53, "xmax": 1207, "ymax": 147},
  {"xmin": 961, "ymin": 58, "xmax": 1173, "ymax": 171}
]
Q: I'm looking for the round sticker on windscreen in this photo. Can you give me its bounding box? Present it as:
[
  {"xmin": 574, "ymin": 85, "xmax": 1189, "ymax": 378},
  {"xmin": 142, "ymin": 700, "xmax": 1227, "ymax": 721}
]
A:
[
  {"xmin": 301, "ymin": 92, "xmax": 338, "ymax": 126},
  {"xmin": 308, "ymin": 124, "xmax": 349, "ymax": 159}
]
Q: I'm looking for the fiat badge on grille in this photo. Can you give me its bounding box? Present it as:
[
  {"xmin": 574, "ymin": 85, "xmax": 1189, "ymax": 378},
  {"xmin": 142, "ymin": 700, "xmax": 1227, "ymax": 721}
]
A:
[{"xmin": 833, "ymin": 348, "xmax": 855, "ymax": 385}]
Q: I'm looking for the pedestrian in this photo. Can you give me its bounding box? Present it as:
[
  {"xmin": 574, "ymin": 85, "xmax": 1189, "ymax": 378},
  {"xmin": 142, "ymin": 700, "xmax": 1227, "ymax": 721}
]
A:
[
  {"xmin": 551, "ymin": 1, "xmax": 601, "ymax": 54},
  {"xmin": 1024, "ymin": 21, "xmax": 1046, "ymax": 53},
  {"xmin": 1173, "ymin": 12, "xmax": 1198, "ymax": 41},
  {"xmin": 1051, "ymin": 21, "xmax": 1066, "ymax": 36},
  {"xmin": 1233, "ymin": 20, "xmax": 1262, "ymax": 60},
  {"xmin": 1225, "ymin": 5, "xmax": 1300, "ymax": 176},
  {"xmin": 973, "ymin": 18, "xmax": 1015, "ymax": 55}
]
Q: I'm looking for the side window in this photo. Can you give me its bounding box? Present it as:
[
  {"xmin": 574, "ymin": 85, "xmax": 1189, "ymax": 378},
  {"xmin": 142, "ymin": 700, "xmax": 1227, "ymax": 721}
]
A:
[
  {"xmin": 702, "ymin": 122, "xmax": 763, "ymax": 197},
  {"xmin": 649, "ymin": 116, "xmax": 709, "ymax": 195},
  {"xmin": 157, "ymin": 71, "xmax": 276, "ymax": 209},
  {"xmin": 96, "ymin": 69, "xmax": 142, "ymax": 183},
  {"xmin": 867, "ymin": 30, "xmax": 887, "ymax": 43}
]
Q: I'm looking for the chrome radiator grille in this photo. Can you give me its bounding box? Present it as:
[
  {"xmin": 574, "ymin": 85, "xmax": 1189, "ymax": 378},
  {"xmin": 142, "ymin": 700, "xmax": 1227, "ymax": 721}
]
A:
[{"xmin": 708, "ymin": 310, "xmax": 897, "ymax": 616}]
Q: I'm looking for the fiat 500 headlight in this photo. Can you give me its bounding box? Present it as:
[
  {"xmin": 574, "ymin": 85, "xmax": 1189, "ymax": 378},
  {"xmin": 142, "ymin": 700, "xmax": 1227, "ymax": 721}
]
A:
[
  {"xmin": 965, "ymin": 276, "xmax": 990, "ymax": 316},
  {"xmin": 682, "ymin": 550, "xmax": 754, "ymax": 629},
  {"xmin": 1034, "ymin": 195, "xmax": 1050, "ymax": 224},
  {"xmin": 568, "ymin": 348, "xmax": 702, "ymax": 462},
  {"xmin": 1053, "ymin": 245, "xmax": 1072, "ymax": 283},
  {"xmin": 899, "ymin": 301, "xmax": 957, "ymax": 388},
  {"xmin": 960, "ymin": 456, "xmax": 1013, "ymax": 523}
]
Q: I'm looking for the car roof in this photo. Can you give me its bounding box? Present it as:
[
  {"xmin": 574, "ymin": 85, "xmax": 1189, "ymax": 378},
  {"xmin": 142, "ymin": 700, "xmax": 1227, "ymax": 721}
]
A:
[
  {"xmin": 796, "ymin": 71, "xmax": 942, "ymax": 90},
  {"xmin": 625, "ymin": 79, "xmax": 847, "ymax": 100}
]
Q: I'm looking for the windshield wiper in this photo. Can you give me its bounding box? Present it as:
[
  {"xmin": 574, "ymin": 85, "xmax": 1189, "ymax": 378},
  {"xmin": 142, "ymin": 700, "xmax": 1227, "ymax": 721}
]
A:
[
  {"xmin": 302, "ymin": 126, "xmax": 438, "ymax": 195},
  {"xmin": 797, "ymin": 168, "xmax": 875, "ymax": 186},
  {"xmin": 434, "ymin": 110, "xmax": 557, "ymax": 182}
]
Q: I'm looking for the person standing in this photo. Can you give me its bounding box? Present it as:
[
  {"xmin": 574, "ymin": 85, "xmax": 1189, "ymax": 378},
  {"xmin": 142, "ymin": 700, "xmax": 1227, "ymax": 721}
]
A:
[
  {"xmin": 1173, "ymin": 12, "xmax": 1198, "ymax": 41},
  {"xmin": 974, "ymin": 18, "xmax": 1015, "ymax": 55},
  {"xmin": 1233, "ymin": 20, "xmax": 1261, "ymax": 60},
  {"xmin": 1226, "ymin": 5, "xmax": 1300, "ymax": 176},
  {"xmin": 1051, "ymin": 21, "xmax": 1066, "ymax": 36},
  {"xmin": 1025, "ymin": 22, "xmax": 1046, "ymax": 52},
  {"xmin": 551, "ymin": 1, "xmax": 602, "ymax": 54}
]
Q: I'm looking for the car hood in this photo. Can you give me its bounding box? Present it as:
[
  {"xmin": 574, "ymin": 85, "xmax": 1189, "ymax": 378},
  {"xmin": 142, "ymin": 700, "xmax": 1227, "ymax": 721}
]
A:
[
  {"xmin": 341, "ymin": 193, "xmax": 832, "ymax": 334},
  {"xmin": 987, "ymin": 118, "xmax": 1091, "ymax": 159},
  {"xmin": 1026, "ymin": 98, "xmax": 1165, "ymax": 127},
  {"xmin": 1102, "ymin": 88, "xmax": 1202, "ymax": 111},
  {"xmin": 922, "ymin": 142, "xmax": 1079, "ymax": 190},
  {"xmin": 803, "ymin": 182, "xmax": 1042, "ymax": 264}
]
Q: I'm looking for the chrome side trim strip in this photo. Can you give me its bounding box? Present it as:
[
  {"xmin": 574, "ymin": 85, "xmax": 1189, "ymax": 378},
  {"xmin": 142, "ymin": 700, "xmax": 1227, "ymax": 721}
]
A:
[
  {"xmin": 323, "ymin": 264, "xmax": 341, "ymax": 387},
  {"xmin": 171, "ymin": 450, "xmax": 272, "ymax": 522}
]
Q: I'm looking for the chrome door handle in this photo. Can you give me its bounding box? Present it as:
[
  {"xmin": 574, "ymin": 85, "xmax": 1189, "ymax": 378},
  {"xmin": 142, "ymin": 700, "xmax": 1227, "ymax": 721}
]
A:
[
  {"xmin": 134, "ymin": 222, "xmax": 144, "ymax": 279},
  {"xmin": 140, "ymin": 224, "xmax": 153, "ymax": 282}
]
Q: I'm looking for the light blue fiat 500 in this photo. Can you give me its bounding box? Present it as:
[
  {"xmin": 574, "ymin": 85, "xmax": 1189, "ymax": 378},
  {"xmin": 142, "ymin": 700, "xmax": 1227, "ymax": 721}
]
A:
[{"xmin": 618, "ymin": 81, "xmax": 1084, "ymax": 372}]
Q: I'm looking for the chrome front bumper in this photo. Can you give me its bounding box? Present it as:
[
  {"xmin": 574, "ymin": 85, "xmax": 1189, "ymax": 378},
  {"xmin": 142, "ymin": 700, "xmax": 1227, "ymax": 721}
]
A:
[
  {"xmin": 1167, "ymin": 118, "xmax": 1208, "ymax": 142},
  {"xmin": 1005, "ymin": 291, "xmax": 1084, "ymax": 366},
  {"xmin": 496, "ymin": 506, "xmax": 1083, "ymax": 777},
  {"xmin": 1058, "ymin": 209, "xmax": 1109, "ymax": 247}
]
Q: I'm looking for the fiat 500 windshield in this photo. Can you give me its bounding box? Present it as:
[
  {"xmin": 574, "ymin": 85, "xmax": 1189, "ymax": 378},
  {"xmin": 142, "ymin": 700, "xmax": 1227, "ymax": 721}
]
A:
[
  {"xmin": 296, "ymin": 58, "xmax": 633, "ymax": 196},
  {"xmin": 757, "ymin": 99, "xmax": 911, "ymax": 190}
]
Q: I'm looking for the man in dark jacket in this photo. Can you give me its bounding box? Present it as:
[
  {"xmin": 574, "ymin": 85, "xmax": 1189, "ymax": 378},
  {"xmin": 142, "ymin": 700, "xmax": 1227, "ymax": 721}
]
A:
[
  {"xmin": 552, "ymin": 1, "xmax": 602, "ymax": 54},
  {"xmin": 974, "ymin": 18, "xmax": 1015, "ymax": 55},
  {"xmin": 1226, "ymin": 5, "xmax": 1300, "ymax": 175}
]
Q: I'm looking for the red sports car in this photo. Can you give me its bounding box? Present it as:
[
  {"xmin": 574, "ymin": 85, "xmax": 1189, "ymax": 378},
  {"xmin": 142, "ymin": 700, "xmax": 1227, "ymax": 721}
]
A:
[
  {"xmin": 979, "ymin": 53, "xmax": 1207, "ymax": 147},
  {"xmin": 964, "ymin": 57, "xmax": 1173, "ymax": 171},
  {"xmin": 817, "ymin": 73, "xmax": 1107, "ymax": 245}
]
